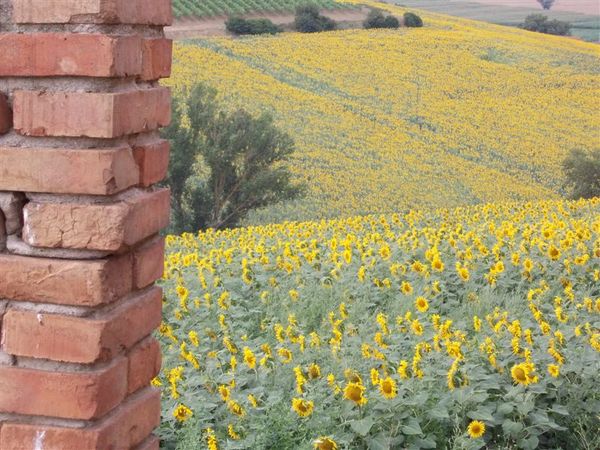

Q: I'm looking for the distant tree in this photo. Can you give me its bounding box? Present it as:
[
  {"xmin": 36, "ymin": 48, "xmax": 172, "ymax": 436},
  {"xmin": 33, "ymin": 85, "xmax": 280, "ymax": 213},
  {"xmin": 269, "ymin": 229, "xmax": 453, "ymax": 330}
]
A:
[
  {"xmin": 522, "ymin": 14, "xmax": 571, "ymax": 35},
  {"xmin": 225, "ymin": 16, "xmax": 282, "ymax": 35},
  {"xmin": 364, "ymin": 9, "xmax": 400, "ymax": 29},
  {"xmin": 562, "ymin": 149, "xmax": 600, "ymax": 199},
  {"xmin": 162, "ymin": 84, "xmax": 303, "ymax": 232},
  {"xmin": 294, "ymin": 4, "xmax": 336, "ymax": 33},
  {"xmin": 403, "ymin": 12, "xmax": 423, "ymax": 28},
  {"xmin": 537, "ymin": 0, "xmax": 556, "ymax": 10}
]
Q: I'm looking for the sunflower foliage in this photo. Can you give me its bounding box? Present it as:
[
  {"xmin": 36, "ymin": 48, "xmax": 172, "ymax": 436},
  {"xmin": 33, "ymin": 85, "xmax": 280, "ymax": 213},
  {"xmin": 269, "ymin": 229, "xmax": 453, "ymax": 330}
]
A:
[
  {"xmin": 157, "ymin": 198, "xmax": 600, "ymax": 449},
  {"xmin": 161, "ymin": 83, "xmax": 303, "ymax": 233}
]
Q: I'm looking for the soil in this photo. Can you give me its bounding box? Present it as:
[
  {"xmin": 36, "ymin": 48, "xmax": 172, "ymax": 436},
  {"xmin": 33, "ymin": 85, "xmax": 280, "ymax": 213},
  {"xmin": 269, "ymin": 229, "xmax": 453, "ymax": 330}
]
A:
[{"xmin": 165, "ymin": 8, "xmax": 371, "ymax": 39}]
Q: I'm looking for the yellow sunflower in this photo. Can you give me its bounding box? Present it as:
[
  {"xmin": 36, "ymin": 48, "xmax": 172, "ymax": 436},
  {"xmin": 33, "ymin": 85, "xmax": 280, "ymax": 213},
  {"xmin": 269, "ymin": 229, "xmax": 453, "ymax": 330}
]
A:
[
  {"xmin": 415, "ymin": 296, "xmax": 429, "ymax": 313},
  {"xmin": 314, "ymin": 437, "xmax": 338, "ymax": 450},
  {"xmin": 379, "ymin": 377, "xmax": 398, "ymax": 399},
  {"xmin": 173, "ymin": 403, "xmax": 193, "ymax": 422},
  {"xmin": 467, "ymin": 420, "xmax": 486, "ymax": 439},
  {"xmin": 343, "ymin": 381, "xmax": 368, "ymax": 406},
  {"xmin": 292, "ymin": 398, "xmax": 314, "ymax": 417}
]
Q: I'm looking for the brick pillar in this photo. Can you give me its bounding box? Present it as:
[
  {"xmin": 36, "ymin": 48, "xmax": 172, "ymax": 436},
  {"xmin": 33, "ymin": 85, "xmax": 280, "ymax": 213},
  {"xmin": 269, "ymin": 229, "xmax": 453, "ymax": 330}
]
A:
[{"xmin": 0, "ymin": 1, "xmax": 172, "ymax": 449}]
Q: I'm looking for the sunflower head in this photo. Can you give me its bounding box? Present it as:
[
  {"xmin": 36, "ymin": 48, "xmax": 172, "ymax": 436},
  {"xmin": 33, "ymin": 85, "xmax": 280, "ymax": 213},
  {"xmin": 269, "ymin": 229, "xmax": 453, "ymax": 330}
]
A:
[
  {"xmin": 343, "ymin": 381, "xmax": 368, "ymax": 406},
  {"xmin": 292, "ymin": 398, "xmax": 314, "ymax": 417},
  {"xmin": 314, "ymin": 437, "xmax": 338, "ymax": 450},
  {"xmin": 415, "ymin": 296, "xmax": 429, "ymax": 313},
  {"xmin": 467, "ymin": 420, "xmax": 486, "ymax": 439},
  {"xmin": 379, "ymin": 376, "xmax": 398, "ymax": 399}
]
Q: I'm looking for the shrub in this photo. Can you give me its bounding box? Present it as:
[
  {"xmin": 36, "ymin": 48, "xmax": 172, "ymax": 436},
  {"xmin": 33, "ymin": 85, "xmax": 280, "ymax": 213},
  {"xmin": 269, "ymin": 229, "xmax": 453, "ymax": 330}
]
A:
[
  {"xmin": 522, "ymin": 14, "xmax": 571, "ymax": 36},
  {"xmin": 403, "ymin": 12, "xmax": 423, "ymax": 28},
  {"xmin": 364, "ymin": 9, "xmax": 399, "ymax": 29},
  {"xmin": 294, "ymin": 4, "xmax": 336, "ymax": 33},
  {"xmin": 226, "ymin": 16, "xmax": 282, "ymax": 35},
  {"xmin": 562, "ymin": 149, "xmax": 600, "ymax": 199}
]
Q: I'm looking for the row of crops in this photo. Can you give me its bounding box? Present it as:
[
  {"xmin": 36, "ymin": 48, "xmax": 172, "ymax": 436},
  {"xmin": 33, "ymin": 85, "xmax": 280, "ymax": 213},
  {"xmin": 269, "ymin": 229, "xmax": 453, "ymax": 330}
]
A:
[{"xmin": 172, "ymin": 0, "xmax": 346, "ymax": 19}]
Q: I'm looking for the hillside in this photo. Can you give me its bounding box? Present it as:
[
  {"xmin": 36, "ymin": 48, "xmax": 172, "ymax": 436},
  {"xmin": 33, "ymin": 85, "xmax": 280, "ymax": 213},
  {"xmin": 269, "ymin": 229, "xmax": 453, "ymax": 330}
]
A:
[
  {"xmin": 165, "ymin": 1, "xmax": 600, "ymax": 224},
  {"xmin": 172, "ymin": 0, "xmax": 345, "ymax": 19}
]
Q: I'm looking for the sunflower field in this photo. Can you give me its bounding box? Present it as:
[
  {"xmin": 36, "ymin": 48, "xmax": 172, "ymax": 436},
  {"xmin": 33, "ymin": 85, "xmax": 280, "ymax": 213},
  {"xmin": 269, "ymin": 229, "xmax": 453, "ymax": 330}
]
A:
[
  {"xmin": 165, "ymin": 1, "xmax": 600, "ymax": 224},
  {"xmin": 157, "ymin": 198, "xmax": 600, "ymax": 449}
]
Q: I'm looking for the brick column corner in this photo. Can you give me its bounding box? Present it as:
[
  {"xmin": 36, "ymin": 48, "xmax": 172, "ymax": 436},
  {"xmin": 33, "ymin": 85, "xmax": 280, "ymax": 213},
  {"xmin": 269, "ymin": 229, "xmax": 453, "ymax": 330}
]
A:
[{"xmin": 0, "ymin": 1, "xmax": 173, "ymax": 449}]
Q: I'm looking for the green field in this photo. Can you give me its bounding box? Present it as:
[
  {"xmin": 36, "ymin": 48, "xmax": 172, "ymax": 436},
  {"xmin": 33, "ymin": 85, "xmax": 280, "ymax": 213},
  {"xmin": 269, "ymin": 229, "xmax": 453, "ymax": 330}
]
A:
[
  {"xmin": 172, "ymin": 0, "xmax": 346, "ymax": 18},
  {"xmin": 386, "ymin": 0, "xmax": 600, "ymax": 41}
]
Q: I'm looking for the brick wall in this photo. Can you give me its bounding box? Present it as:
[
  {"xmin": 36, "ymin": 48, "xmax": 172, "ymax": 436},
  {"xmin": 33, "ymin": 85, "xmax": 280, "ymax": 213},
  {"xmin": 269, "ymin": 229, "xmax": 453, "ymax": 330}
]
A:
[{"xmin": 0, "ymin": 1, "xmax": 172, "ymax": 449}]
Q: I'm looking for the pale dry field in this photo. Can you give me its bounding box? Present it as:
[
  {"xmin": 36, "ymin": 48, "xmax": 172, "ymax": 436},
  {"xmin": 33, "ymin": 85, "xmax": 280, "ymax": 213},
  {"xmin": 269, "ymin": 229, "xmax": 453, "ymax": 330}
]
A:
[{"xmin": 471, "ymin": 0, "xmax": 599, "ymax": 15}]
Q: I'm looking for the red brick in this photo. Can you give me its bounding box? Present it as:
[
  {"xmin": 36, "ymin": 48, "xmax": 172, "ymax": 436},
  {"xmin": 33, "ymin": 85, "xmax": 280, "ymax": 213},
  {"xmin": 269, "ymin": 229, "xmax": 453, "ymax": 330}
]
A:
[
  {"xmin": 1, "ymin": 286, "xmax": 162, "ymax": 364},
  {"xmin": 13, "ymin": 0, "xmax": 172, "ymax": 25},
  {"xmin": 13, "ymin": 88, "xmax": 171, "ymax": 138},
  {"xmin": 0, "ymin": 253, "xmax": 132, "ymax": 306},
  {"xmin": 0, "ymin": 146, "xmax": 139, "ymax": 195},
  {"xmin": 23, "ymin": 189, "xmax": 170, "ymax": 251},
  {"xmin": 0, "ymin": 93, "xmax": 11, "ymax": 134},
  {"xmin": 141, "ymin": 38, "xmax": 172, "ymax": 81},
  {"xmin": 0, "ymin": 33, "xmax": 141, "ymax": 77},
  {"xmin": 133, "ymin": 236, "xmax": 165, "ymax": 289},
  {"xmin": 134, "ymin": 435, "xmax": 160, "ymax": 450},
  {"xmin": 0, "ymin": 357, "xmax": 127, "ymax": 420},
  {"xmin": 128, "ymin": 337, "xmax": 162, "ymax": 394},
  {"xmin": 132, "ymin": 140, "xmax": 170, "ymax": 187},
  {"xmin": 0, "ymin": 388, "xmax": 160, "ymax": 450}
]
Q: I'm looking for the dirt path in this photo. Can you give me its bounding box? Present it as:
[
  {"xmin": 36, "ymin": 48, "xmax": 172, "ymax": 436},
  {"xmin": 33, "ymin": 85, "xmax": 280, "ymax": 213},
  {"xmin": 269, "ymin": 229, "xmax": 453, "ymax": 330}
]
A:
[
  {"xmin": 165, "ymin": 8, "xmax": 370, "ymax": 40},
  {"xmin": 466, "ymin": 0, "xmax": 599, "ymax": 15}
]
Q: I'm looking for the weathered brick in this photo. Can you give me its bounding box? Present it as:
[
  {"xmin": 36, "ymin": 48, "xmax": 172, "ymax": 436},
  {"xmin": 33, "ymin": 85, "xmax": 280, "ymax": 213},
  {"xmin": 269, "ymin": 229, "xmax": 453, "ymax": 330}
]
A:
[
  {"xmin": 0, "ymin": 93, "xmax": 11, "ymax": 134},
  {"xmin": 0, "ymin": 253, "xmax": 132, "ymax": 306},
  {"xmin": 132, "ymin": 140, "xmax": 170, "ymax": 187},
  {"xmin": 0, "ymin": 33, "xmax": 141, "ymax": 77},
  {"xmin": 13, "ymin": 88, "xmax": 171, "ymax": 138},
  {"xmin": 23, "ymin": 189, "xmax": 170, "ymax": 251},
  {"xmin": 0, "ymin": 388, "xmax": 160, "ymax": 450},
  {"xmin": 133, "ymin": 236, "xmax": 166, "ymax": 289},
  {"xmin": 0, "ymin": 146, "xmax": 139, "ymax": 195},
  {"xmin": 1, "ymin": 286, "xmax": 162, "ymax": 363},
  {"xmin": 141, "ymin": 38, "xmax": 172, "ymax": 80},
  {"xmin": 13, "ymin": 0, "xmax": 173, "ymax": 25},
  {"xmin": 0, "ymin": 193, "xmax": 25, "ymax": 235},
  {"xmin": 0, "ymin": 358, "xmax": 127, "ymax": 420},
  {"xmin": 128, "ymin": 337, "xmax": 162, "ymax": 394}
]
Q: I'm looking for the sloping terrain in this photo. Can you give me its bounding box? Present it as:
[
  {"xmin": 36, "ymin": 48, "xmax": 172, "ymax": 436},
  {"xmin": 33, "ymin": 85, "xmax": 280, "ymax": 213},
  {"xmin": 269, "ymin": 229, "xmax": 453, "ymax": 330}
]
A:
[{"xmin": 165, "ymin": 1, "xmax": 600, "ymax": 223}]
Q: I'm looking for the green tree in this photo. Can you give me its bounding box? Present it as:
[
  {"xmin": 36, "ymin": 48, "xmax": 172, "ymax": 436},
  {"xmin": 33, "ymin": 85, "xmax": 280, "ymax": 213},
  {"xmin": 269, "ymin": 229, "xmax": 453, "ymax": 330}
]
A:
[
  {"xmin": 294, "ymin": 4, "xmax": 336, "ymax": 33},
  {"xmin": 364, "ymin": 9, "xmax": 400, "ymax": 29},
  {"xmin": 562, "ymin": 149, "xmax": 600, "ymax": 199},
  {"xmin": 161, "ymin": 84, "xmax": 303, "ymax": 232},
  {"xmin": 522, "ymin": 14, "xmax": 571, "ymax": 36},
  {"xmin": 403, "ymin": 12, "xmax": 423, "ymax": 28},
  {"xmin": 537, "ymin": 0, "xmax": 555, "ymax": 10}
]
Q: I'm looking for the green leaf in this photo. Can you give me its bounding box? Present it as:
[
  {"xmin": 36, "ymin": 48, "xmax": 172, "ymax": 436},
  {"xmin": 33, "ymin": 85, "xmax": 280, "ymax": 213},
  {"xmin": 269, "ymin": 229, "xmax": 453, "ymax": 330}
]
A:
[
  {"xmin": 502, "ymin": 419, "xmax": 523, "ymax": 436},
  {"xmin": 517, "ymin": 400, "xmax": 535, "ymax": 415},
  {"xmin": 402, "ymin": 418, "xmax": 423, "ymax": 435},
  {"xmin": 428, "ymin": 407, "xmax": 449, "ymax": 420},
  {"xmin": 496, "ymin": 403, "xmax": 513, "ymax": 415},
  {"xmin": 368, "ymin": 435, "xmax": 391, "ymax": 450},
  {"xmin": 518, "ymin": 435, "xmax": 539, "ymax": 450},
  {"xmin": 351, "ymin": 417, "xmax": 375, "ymax": 437},
  {"xmin": 550, "ymin": 404, "xmax": 569, "ymax": 416}
]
